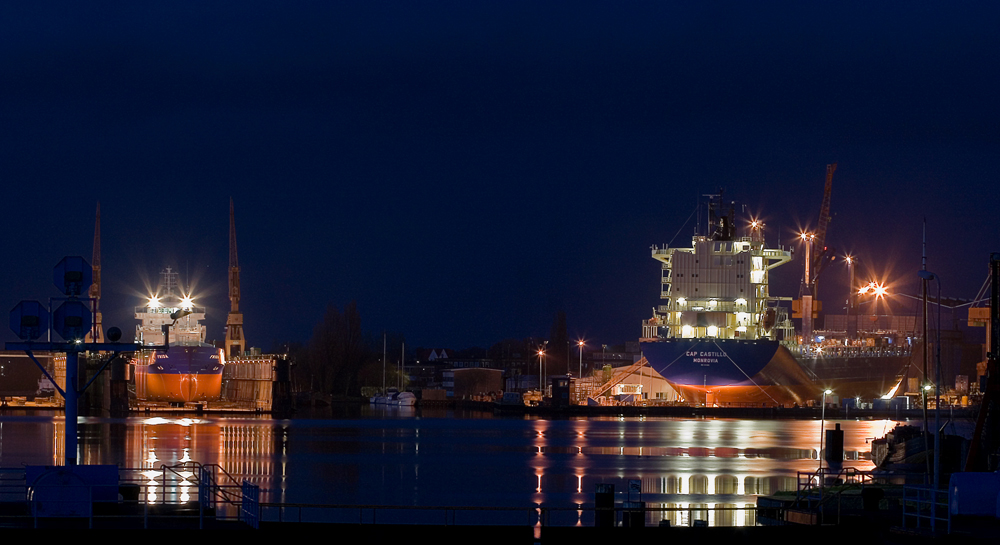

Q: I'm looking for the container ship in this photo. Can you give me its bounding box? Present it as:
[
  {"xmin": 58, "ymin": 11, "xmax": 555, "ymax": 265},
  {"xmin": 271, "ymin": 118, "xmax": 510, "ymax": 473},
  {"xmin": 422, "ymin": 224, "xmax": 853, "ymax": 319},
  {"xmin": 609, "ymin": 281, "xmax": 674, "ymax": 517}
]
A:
[
  {"xmin": 639, "ymin": 192, "xmax": 914, "ymax": 406},
  {"xmin": 134, "ymin": 268, "xmax": 225, "ymax": 403}
]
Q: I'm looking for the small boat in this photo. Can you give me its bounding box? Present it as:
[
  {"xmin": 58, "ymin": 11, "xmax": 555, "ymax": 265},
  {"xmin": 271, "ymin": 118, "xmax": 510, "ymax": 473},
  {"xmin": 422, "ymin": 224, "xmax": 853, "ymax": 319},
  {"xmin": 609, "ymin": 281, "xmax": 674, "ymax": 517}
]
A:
[
  {"xmin": 370, "ymin": 387, "xmax": 398, "ymax": 404},
  {"xmin": 392, "ymin": 391, "xmax": 417, "ymax": 406}
]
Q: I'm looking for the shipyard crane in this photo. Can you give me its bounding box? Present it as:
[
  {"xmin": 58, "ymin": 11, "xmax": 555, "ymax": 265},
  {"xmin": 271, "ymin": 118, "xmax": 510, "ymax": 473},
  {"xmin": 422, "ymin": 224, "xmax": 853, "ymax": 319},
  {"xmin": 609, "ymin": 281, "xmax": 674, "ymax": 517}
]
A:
[
  {"xmin": 796, "ymin": 164, "xmax": 837, "ymax": 341},
  {"xmin": 224, "ymin": 198, "xmax": 245, "ymax": 360},
  {"xmin": 809, "ymin": 163, "xmax": 837, "ymax": 288},
  {"xmin": 86, "ymin": 202, "xmax": 103, "ymax": 343}
]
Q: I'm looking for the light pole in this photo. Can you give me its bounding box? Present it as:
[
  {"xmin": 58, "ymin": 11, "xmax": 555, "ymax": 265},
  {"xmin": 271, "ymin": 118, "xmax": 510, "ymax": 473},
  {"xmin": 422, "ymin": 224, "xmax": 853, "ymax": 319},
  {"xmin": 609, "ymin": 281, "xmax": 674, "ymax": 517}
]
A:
[
  {"xmin": 820, "ymin": 389, "xmax": 832, "ymax": 471},
  {"xmin": 799, "ymin": 232, "xmax": 816, "ymax": 344},
  {"xmin": 918, "ymin": 270, "xmax": 943, "ymax": 490},
  {"xmin": 577, "ymin": 340, "xmax": 584, "ymax": 379},
  {"xmin": 844, "ymin": 255, "xmax": 856, "ymax": 341},
  {"xmin": 538, "ymin": 348, "xmax": 545, "ymax": 397}
]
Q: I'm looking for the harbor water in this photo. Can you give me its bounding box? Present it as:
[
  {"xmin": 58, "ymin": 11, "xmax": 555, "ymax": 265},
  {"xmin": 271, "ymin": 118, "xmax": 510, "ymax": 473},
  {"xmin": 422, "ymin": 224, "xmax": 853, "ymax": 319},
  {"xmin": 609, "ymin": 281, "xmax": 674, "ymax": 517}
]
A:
[{"xmin": 0, "ymin": 407, "xmax": 910, "ymax": 526}]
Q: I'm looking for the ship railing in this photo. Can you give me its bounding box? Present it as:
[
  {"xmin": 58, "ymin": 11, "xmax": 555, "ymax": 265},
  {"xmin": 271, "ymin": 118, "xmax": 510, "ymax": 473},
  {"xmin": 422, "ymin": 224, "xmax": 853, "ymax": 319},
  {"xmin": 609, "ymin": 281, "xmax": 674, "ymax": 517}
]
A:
[
  {"xmin": 133, "ymin": 306, "xmax": 207, "ymax": 314},
  {"xmin": 793, "ymin": 346, "xmax": 912, "ymax": 358},
  {"xmin": 901, "ymin": 485, "xmax": 950, "ymax": 535}
]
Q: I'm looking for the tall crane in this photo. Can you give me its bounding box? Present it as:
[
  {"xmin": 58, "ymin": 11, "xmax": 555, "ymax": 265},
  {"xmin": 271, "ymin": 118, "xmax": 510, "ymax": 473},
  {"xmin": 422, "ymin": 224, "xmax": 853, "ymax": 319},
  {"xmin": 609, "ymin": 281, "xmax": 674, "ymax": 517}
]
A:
[
  {"xmin": 796, "ymin": 164, "xmax": 836, "ymax": 342},
  {"xmin": 224, "ymin": 198, "xmax": 245, "ymax": 360},
  {"xmin": 86, "ymin": 202, "xmax": 103, "ymax": 343},
  {"xmin": 809, "ymin": 163, "xmax": 837, "ymax": 287}
]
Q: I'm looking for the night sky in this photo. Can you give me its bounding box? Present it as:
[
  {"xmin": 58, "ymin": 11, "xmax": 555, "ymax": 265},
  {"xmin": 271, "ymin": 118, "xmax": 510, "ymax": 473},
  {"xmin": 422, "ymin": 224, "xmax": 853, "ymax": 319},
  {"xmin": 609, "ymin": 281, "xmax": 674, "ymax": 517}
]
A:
[{"xmin": 2, "ymin": 3, "xmax": 998, "ymax": 351}]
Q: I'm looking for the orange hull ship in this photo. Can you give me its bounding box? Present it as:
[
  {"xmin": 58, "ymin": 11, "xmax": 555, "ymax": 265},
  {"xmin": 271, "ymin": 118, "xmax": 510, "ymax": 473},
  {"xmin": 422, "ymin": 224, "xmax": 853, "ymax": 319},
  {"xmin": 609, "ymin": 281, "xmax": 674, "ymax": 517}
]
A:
[{"xmin": 140, "ymin": 345, "xmax": 225, "ymax": 402}]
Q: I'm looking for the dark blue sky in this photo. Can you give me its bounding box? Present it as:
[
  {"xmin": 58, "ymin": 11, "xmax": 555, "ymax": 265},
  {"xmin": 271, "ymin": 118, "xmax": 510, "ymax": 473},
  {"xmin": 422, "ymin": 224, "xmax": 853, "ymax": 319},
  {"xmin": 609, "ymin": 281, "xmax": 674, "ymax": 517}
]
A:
[{"xmin": 2, "ymin": 2, "xmax": 998, "ymax": 350}]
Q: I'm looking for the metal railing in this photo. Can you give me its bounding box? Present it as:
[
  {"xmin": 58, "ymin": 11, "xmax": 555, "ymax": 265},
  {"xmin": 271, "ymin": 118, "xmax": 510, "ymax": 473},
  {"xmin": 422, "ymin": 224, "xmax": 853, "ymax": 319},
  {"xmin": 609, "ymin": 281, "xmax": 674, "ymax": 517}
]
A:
[
  {"xmin": 902, "ymin": 486, "xmax": 949, "ymax": 534},
  {"xmin": 0, "ymin": 464, "xmax": 764, "ymax": 531},
  {"xmin": 792, "ymin": 467, "xmax": 888, "ymax": 525},
  {"xmin": 259, "ymin": 502, "xmax": 758, "ymax": 529},
  {"xmin": 0, "ymin": 463, "xmax": 258, "ymax": 529}
]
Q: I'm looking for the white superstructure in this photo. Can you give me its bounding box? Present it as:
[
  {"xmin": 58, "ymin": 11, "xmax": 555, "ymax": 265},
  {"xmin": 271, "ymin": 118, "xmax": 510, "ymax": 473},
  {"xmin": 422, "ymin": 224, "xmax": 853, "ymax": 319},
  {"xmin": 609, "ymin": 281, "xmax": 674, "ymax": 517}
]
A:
[
  {"xmin": 641, "ymin": 194, "xmax": 793, "ymax": 342},
  {"xmin": 135, "ymin": 267, "xmax": 206, "ymax": 346}
]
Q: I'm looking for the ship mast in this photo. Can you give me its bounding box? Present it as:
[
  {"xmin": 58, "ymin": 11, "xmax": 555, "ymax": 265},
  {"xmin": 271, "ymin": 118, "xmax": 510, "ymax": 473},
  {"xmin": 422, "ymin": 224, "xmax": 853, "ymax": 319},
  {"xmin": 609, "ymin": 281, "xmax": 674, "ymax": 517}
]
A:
[
  {"xmin": 224, "ymin": 198, "xmax": 245, "ymax": 359},
  {"xmin": 87, "ymin": 202, "xmax": 103, "ymax": 343}
]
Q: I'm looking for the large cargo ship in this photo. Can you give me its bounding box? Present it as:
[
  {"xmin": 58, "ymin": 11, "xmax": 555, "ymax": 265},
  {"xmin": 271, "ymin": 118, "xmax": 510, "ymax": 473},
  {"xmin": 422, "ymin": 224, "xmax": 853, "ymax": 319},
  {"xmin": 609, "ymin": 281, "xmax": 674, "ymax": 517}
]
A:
[
  {"xmin": 134, "ymin": 268, "xmax": 225, "ymax": 403},
  {"xmin": 639, "ymin": 193, "xmax": 913, "ymax": 406}
]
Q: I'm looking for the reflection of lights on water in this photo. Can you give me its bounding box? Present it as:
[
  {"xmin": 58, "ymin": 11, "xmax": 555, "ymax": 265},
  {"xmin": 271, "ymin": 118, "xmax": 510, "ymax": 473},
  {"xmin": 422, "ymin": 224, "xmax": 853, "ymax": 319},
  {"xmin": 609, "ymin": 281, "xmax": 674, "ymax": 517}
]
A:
[
  {"xmin": 180, "ymin": 449, "xmax": 192, "ymax": 463},
  {"xmin": 142, "ymin": 417, "xmax": 203, "ymax": 426},
  {"xmin": 146, "ymin": 450, "xmax": 158, "ymax": 464}
]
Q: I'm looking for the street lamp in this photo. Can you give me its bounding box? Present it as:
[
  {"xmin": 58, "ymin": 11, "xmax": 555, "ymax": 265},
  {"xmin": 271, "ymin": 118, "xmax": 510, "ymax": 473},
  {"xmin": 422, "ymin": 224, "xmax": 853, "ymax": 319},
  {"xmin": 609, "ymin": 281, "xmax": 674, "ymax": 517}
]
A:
[
  {"xmin": 799, "ymin": 232, "xmax": 817, "ymax": 343},
  {"xmin": 577, "ymin": 340, "xmax": 585, "ymax": 379},
  {"xmin": 844, "ymin": 255, "xmax": 856, "ymax": 340},
  {"xmin": 820, "ymin": 389, "xmax": 832, "ymax": 470},
  {"xmin": 538, "ymin": 348, "xmax": 545, "ymax": 396},
  {"xmin": 918, "ymin": 270, "xmax": 943, "ymax": 490}
]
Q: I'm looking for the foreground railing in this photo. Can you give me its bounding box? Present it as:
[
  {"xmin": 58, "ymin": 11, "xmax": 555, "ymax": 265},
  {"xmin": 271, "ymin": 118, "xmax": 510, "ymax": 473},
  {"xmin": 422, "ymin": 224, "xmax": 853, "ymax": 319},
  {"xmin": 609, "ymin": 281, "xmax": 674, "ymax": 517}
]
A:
[
  {"xmin": 259, "ymin": 502, "xmax": 758, "ymax": 529},
  {"xmin": 0, "ymin": 464, "xmax": 765, "ymax": 531},
  {"xmin": 901, "ymin": 486, "xmax": 949, "ymax": 534}
]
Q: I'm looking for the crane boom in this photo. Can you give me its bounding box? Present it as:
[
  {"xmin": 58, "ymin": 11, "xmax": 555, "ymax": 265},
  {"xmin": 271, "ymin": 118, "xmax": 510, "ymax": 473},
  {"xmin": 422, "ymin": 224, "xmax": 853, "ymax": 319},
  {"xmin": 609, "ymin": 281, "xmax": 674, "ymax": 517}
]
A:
[{"xmin": 810, "ymin": 163, "xmax": 836, "ymax": 283}]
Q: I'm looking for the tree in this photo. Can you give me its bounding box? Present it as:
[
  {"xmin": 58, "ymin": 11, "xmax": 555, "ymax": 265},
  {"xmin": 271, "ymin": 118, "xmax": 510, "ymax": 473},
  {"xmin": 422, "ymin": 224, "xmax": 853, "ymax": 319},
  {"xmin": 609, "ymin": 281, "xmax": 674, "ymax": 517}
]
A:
[
  {"xmin": 548, "ymin": 311, "xmax": 568, "ymax": 376},
  {"xmin": 302, "ymin": 301, "xmax": 373, "ymax": 397}
]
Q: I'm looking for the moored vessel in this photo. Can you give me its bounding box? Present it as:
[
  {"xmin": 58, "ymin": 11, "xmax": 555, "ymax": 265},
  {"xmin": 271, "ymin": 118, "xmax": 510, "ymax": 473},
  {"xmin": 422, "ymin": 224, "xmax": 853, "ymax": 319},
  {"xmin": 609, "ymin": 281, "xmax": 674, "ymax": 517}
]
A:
[
  {"xmin": 134, "ymin": 268, "xmax": 225, "ymax": 403},
  {"xmin": 640, "ymin": 192, "xmax": 912, "ymax": 406}
]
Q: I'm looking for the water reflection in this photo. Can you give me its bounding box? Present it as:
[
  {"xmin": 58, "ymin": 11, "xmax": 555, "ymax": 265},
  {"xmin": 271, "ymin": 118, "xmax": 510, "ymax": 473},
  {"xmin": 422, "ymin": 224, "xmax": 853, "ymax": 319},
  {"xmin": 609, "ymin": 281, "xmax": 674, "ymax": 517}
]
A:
[{"xmin": 0, "ymin": 411, "xmax": 907, "ymax": 526}]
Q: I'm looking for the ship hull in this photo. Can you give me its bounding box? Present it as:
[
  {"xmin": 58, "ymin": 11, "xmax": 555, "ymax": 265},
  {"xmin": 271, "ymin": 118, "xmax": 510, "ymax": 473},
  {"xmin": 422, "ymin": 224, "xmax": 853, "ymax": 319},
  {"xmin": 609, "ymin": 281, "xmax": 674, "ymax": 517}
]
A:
[
  {"xmin": 641, "ymin": 339, "xmax": 911, "ymax": 406},
  {"xmin": 140, "ymin": 346, "xmax": 225, "ymax": 402}
]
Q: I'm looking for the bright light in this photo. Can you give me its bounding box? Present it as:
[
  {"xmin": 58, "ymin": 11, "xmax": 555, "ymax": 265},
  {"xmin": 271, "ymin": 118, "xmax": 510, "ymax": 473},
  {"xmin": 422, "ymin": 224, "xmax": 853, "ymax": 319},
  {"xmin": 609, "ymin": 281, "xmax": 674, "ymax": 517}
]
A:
[
  {"xmin": 844, "ymin": 255, "xmax": 853, "ymax": 265},
  {"xmin": 180, "ymin": 296, "xmax": 194, "ymax": 310},
  {"xmin": 677, "ymin": 297, "xmax": 686, "ymax": 305},
  {"xmin": 148, "ymin": 296, "xmax": 161, "ymax": 308},
  {"xmin": 735, "ymin": 298, "xmax": 747, "ymax": 306},
  {"xmin": 873, "ymin": 283, "xmax": 888, "ymax": 299},
  {"xmin": 881, "ymin": 379, "xmax": 902, "ymax": 399},
  {"xmin": 924, "ymin": 384, "xmax": 933, "ymax": 391},
  {"xmin": 707, "ymin": 325, "xmax": 718, "ymax": 337},
  {"xmin": 824, "ymin": 389, "xmax": 833, "ymax": 395},
  {"xmin": 682, "ymin": 325, "xmax": 694, "ymax": 338},
  {"xmin": 577, "ymin": 340, "xmax": 584, "ymax": 347},
  {"xmin": 708, "ymin": 300, "xmax": 717, "ymax": 309},
  {"xmin": 538, "ymin": 350, "xmax": 544, "ymax": 356}
]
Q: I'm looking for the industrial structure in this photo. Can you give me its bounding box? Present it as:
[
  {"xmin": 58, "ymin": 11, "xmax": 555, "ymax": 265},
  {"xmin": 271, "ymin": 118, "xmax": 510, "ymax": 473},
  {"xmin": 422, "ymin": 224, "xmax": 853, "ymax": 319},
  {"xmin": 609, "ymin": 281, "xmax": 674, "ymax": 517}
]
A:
[{"xmin": 224, "ymin": 198, "xmax": 245, "ymax": 361}]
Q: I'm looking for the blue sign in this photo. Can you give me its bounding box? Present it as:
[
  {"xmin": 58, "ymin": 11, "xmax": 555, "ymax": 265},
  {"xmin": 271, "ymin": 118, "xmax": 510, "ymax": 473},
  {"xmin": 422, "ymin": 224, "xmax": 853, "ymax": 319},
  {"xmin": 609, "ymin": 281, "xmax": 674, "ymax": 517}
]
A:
[
  {"xmin": 53, "ymin": 256, "xmax": 92, "ymax": 297},
  {"xmin": 9, "ymin": 300, "xmax": 49, "ymax": 341},
  {"xmin": 53, "ymin": 300, "xmax": 92, "ymax": 341}
]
